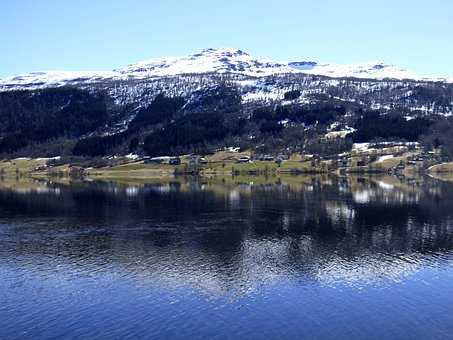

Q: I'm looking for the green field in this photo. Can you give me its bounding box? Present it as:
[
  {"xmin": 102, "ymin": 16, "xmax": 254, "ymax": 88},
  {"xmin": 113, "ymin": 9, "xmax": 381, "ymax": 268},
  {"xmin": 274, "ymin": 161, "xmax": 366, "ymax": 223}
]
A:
[{"xmin": 0, "ymin": 158, "xmax": 47, "ymax": 177}]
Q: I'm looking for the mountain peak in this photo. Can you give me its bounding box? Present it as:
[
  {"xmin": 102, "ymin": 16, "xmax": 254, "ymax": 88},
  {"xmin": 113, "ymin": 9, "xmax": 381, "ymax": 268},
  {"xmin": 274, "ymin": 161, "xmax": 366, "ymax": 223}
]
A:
[
  {"xmin": 115, "ymin": 47, "xmax": 286, "ymax": 77},
  {"xmin": 196, "ymin": 47, "xmax": 250, "ymax": 57}
]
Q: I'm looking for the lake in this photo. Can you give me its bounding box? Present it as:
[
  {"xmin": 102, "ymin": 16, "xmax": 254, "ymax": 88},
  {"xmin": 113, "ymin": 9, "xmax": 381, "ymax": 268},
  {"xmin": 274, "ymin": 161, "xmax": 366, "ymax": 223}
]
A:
[{"xmin": 1, "ymin": 175, "xmax": 453, "ymax": 339}]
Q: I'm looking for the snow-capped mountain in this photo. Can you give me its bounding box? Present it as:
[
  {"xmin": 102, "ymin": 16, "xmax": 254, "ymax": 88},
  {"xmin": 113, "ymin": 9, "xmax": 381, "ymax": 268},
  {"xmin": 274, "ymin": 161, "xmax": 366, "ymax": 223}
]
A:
[
  {"xmin": 0, "ymin": 48, "xmax": 450, "ymax": 91},
  {"xmin": 115, "ymin": 48, "xmax": 291, "ymax": 77},
  {"xmin": 1, "ymin": 48, "xmax": 452, "ymax": 159}
]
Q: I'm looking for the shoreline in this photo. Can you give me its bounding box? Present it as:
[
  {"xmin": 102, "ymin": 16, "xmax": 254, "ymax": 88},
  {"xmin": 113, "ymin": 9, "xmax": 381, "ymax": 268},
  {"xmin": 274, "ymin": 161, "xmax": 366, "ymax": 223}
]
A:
[{"xmin": 2, "ymin": 156, "xmax": 453, "ymax": 182}]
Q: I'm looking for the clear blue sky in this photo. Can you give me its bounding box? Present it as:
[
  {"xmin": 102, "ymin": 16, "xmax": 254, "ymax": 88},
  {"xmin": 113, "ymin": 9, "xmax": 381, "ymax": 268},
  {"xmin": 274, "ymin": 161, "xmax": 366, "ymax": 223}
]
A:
[{"xmin": 1, "ymin": 0, "xmax": 452, "ymax": 78}]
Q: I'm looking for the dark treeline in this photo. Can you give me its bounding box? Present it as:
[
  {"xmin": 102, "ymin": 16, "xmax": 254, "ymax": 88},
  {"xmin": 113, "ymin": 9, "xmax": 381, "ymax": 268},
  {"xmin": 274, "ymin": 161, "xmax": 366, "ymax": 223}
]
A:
[
  {"xmin": 72, "ymin": 132, "xmax": 129, "ymax": 157},
  {"xmin": 0, "ymin": 88, "xmax": 108, "ymax": 154},
  {"xmin": 128, "ymin": 94, "xmax": 185, "ymax": 131},
  {"xmin": 352, "ymin": 110, "xmax": 431, "ymax": 142},
  {"xmin": 73, "ymin": 83, "xmax": 245, "ymax": 157},
  {"xmin": 421, "ymin": 117, "xmax": 453, "ymax": 159},
  {"xmin": 143, "ymin": 112, "xmax": 246, "ymax": 156}
]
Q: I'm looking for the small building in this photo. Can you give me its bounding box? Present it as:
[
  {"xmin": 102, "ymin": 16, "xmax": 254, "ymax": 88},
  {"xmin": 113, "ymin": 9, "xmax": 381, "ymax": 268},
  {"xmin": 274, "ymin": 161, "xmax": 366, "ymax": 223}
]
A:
[
  {"xmin": 169, "ymin": 157, "xmax": 181, "ymax": 165},
  {"xmin": 145, "ymin": 156, "xmax": 170, "ymax": 164},
  {"xmin": 237, "ymin": 156, "xmax": 251, "ymax": 163},
  {"xmin": 275, "ymin": 157, "xmax": 284, "ymax": 165},
  {"xmin": 339, "ymin": 158, "xmax": 349, "ymax": 167},
  {"xmin": 396, "ymin": 162, "xmax": 406, "ymax": 170},
  {"xmin": 356, "ymin": 160, "xmax": 366, "ymax": 167},
  {"xmin": 189, "ymin": 156, "xmax": 208, "ymax": 166},
  {"xmin": 301, "ymin": 154, "xmax": 314, "ymax": 162}
]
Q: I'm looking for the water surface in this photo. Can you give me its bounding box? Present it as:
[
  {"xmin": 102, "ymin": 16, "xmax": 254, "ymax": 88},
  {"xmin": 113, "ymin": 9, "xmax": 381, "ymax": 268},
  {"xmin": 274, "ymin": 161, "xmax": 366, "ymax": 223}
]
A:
[{"xmin": 1, "ymin": 175, "xmax": 453, "ymax": 339}]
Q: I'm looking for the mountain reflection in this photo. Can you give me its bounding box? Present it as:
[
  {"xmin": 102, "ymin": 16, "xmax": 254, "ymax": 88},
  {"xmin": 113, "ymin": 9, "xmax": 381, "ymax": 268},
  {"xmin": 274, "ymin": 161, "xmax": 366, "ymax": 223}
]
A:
[{"xmin": 0, "ymin": 175, "xmax": 453, "ymax": 296}]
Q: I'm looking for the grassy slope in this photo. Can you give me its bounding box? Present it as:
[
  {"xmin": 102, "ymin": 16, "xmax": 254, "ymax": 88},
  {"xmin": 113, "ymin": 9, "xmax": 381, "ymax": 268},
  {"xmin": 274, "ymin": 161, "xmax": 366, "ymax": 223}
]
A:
[
  {"xmin": 0, "ymin": 159, "xmax": 47, "ymax": 177},
  {"xmin": 347, "ymin": 151, "xmax": 419, "ymax": 173},
  {"xmin": 86, "ymin": 151, "xmax": 329, "ymax": 180},
  {"xmin": 428, "ymin": 162, "xmax": 453, "ymax": 173},
  {"xmin": 87, "ymin": 161, "xmax": 183, "ymax": 179}
]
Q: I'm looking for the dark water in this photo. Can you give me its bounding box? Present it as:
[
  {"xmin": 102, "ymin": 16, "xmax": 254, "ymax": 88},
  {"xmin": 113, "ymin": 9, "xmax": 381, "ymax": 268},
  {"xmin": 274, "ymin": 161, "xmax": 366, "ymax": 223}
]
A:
[{"xmin": 1, "ymin": 175, "xmax": 453, "ymax": 339}]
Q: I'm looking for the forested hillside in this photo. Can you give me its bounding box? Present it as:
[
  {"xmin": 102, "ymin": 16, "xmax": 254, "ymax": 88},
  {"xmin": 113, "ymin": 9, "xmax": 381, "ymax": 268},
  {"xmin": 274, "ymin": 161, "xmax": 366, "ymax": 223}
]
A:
[{"xmin": 0, "ymin": 69, "xmax": 452, "ymax": 160}]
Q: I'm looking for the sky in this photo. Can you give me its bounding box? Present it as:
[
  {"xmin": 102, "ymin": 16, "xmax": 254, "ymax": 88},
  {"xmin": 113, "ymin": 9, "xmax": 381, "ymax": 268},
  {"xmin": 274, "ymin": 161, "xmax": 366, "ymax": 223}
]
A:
[{"xmin": 1, "ymin": 0, "xmax": 452, "ymax": 78}]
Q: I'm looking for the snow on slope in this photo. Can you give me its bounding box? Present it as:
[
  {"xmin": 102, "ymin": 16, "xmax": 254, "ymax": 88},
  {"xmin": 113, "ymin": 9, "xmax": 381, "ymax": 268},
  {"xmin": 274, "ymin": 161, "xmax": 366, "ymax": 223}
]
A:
[
  {"xmin": 290, "ymin": 61, "xmax": 424, "ymax": 81},
  {"xmin": 115, "ymin": 48, "xmax": 292, "ymax": 77},
  {"xmin": 0, "ymin": 70, "xmax": 117, "ymax": 90},
  {"xmin": 0, "ymin": 48, "xmax": 450, "ymax": 91}
]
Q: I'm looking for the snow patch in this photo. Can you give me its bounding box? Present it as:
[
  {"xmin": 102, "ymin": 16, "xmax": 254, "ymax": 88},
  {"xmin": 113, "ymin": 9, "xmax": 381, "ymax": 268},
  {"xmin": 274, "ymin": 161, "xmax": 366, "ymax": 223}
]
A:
[{"xmin": 377, "ymin": 155, "xmax": 394, "ymax": 162}]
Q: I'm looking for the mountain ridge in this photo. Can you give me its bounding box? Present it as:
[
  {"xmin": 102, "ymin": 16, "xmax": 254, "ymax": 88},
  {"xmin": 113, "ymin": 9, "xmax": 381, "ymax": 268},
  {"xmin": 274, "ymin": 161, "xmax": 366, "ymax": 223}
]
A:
[{"xmin": 1, "ymin": 48, "xmax": 451, "ymax": 91}]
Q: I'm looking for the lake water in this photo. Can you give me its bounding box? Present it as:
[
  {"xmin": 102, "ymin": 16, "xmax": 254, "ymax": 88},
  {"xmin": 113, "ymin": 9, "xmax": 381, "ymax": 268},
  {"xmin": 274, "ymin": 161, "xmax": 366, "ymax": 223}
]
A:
[{"xmin": 1, "ymin": 175, "xmax": 453, "ymax": 339}]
